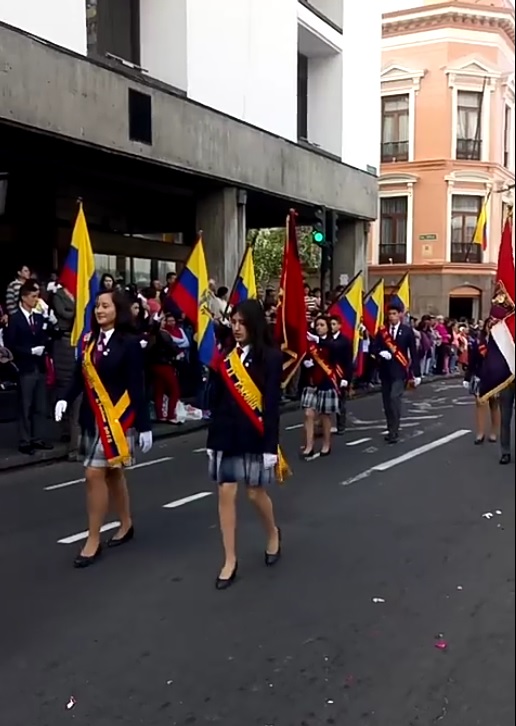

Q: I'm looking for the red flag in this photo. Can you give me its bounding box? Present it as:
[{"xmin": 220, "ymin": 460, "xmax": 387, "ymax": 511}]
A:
[
  {"xmin": 275, "ymin": 210, "xmax": 308, "ymax": 383},
  {"xmin": 493, "ymin": 215, "xmax": 515, "ymax": 340}
]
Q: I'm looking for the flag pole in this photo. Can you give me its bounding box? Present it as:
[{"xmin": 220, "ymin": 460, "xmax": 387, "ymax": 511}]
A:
[
  {"xmin": 222, "ymin": 237, "xmax": 256, "ymax": 320},
  {"xmin": 464, "ymin": 188, "xmax": 491, "ymax": 263},
  {"xmin": 168, "ymin": 230, "xmax": 202, "ymax": 300},
  {"xmin": 324, "ymin": 269, "xmax": 363, "ymax": 313}
]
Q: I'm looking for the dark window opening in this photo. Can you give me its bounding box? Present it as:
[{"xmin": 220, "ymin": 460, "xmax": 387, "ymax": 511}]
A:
[
  {"xmin": 456, "ymin": 91, "xmax": 482, "ymax": 161},
  {"xmin": 450, "ymin": 195, "xmax": 483, "ymax": 263},
  {"xmin": 128, "ymin": 89, "xmax": 152, "ymax": 145},
  {"xmin": 503, "ymin": 104, "xmax": 511, "ymax": 168},
  {"xmin": 381, "ymin": 95, "xmax": 409, "ymax": 162},
  {"xmin": 86, "ymin": 0, "xmax": 140, "ymax": 65},
  {"xmin": 379, "ymin": 196, "xmax": 408, "ymax": 264},
  {"xmin": 297, "ymin": 53, "xmax": 308, "ymax": 141}
]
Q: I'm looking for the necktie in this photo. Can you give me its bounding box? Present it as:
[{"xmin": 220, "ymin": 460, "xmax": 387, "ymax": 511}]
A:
[
  {"xmin": 236, "ymin": 345, "xmax": 244, "ymax": 359},
  {"xmin": 29, "ymin": 314, "xmax": 35, "ymax": 332},
  {"xmin": 391, "ymin": 326, "xmax": 396, "ymax": 339}
]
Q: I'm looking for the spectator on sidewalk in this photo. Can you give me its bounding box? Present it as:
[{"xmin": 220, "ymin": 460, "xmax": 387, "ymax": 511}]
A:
[{"xmin": 5, "ymin": 264, "xmax": 31, "ymax": 316}]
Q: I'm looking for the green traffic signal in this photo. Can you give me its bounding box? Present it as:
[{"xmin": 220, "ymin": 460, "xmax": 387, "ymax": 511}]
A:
[{"xmin": 312, "ymin": 230, "xmax": 325, "ymax": 245}]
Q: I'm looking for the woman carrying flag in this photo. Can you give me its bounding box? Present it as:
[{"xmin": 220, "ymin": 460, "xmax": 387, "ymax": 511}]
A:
[
  {"xmin": 300, "ymin": 315, "xmax": 342, "ymax": 459},
  {"xmin": 206, "ymin": 299, "xmax": 286, "ymax": 590},
  {"xmin": 54, "ymin": 290, "xmax": 153, "ymax": 568}
]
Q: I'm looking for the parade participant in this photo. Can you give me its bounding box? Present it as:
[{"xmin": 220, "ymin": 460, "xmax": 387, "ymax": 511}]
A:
[
  {"xmin": 329, "ymin": 314, "xmax": 353, "ymax": 435},
  {"xmin": 54, "ymin": 290, "xmax": 152, "ymax": 568},
  {"xmin": 206, "ymin": 299, "xmax": 288, "ymax": 590},
  {"xmin": 499, "ymin": 380, "xmax": 515, "ymax": 465},
  {"xmin": 373, "ymin": 302, "xmax": 421, "ymax": 444},
  {"xmin": 301, "ymin": 315, "xmax": 342, "ymax": 459},
  {"xmin": 463, "ymin": 322, "xmax": 500, "ymax": 445}
]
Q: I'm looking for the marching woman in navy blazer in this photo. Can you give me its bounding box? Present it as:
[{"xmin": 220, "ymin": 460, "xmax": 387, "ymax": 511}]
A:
[
  {"xmin": 207, "ymin": 299, "xmax": 286, "ymax": 590},
  {"xmin": 55, "ymin": 290, "xmax": 152, "ymax": 568}
]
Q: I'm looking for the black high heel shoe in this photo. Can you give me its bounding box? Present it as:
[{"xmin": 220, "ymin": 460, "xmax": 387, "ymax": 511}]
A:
[
  {"xmin": 265, "ymin": 528, "xmax": 282, "ymax": 567},
  {"xmin": 474, "ymin": 436, "xmax": 485, "ymax": 445},
  {"xmin": 215, "ymin": 562, "xmax": 238, "ymax": 590},
  {"xmin": 107, "ymin": 525, "xmax": 135, "ymax": 548},
  {"xmin": 73, "ymin": 544, "xmax": 102, "ymax": 569}
]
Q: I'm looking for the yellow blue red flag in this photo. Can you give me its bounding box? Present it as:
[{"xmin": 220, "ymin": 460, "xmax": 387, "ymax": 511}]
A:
[
  {"xmin": 169, "ymin": 235, "xmax": 217, "ymax": 367},
  {"xmin": 60, "ymin": 203, "xmax": 99, "ymax": 348},
  {"xmin": 390, "ymin": 272, "xmax": 410, "ymax": 314},
  {"xmin": 329, "ymin": 272, "xmax": 364, "ymax": 362},
  {"xmin": 472, "ymin": 195, "xmax": 489, "ymax": 251},
  {"xmin": 363, "ymin": 279, "xmax": 385, "ymax": 337},
  {"xmin": 229, "ymin": 245, "xmax": 257, "ymax": 306}
]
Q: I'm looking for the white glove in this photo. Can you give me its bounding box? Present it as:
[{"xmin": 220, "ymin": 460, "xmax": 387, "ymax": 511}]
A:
[
  {"xmin": 263, "ymin": 453, "xmax": 278, "ymax": 469},
  {"xmin": 303, "ymin": 359, "xmax": 315, "ymax": 368},
  {"xmin": 379, "ymin": 351, "xmax": 392, "ymax": 361},
  {"xmin": 307, "ymin": 332, "xmax": 319, "ymax": 343},
  {"xmin": 206, "ymin": 449, "xmax": 214, "ymax": 461},
  {"xmin": 412, "ymin": 377, "xmax": 422, "ymax": 388},
  {"xmin": 139, "ymin": 431, "xmax": 153, "ymax": 454},
  {"xmin": 54, "ymin": 400, "xmax": 68, "ymax": 422},
  {"xmin": 340, "ymin": 379, "xmax": 349, "ymax": 389},
  {"xmin": 31, "ymin": 346, "xmax": 45, "ymax": 357},
  {"xmin": 463, "ymin": 380, "xmax": 470, "ymax": 390},
  {"xmin": 140, "ymin": 339, "xmax": 148, "ymax": 349}
]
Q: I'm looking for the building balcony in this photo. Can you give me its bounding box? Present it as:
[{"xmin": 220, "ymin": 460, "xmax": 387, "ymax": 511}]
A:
[
  {"xmin": 381, "ymin": 141, "xmax": 409, "ymax": 163},
  {"xmin": 456, "ymin": 138, "xmax": 482, "ymax": 161}
]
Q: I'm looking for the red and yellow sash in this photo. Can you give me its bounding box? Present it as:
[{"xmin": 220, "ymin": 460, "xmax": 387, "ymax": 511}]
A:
[
  {"xmin": 308, "ymin": 341, "xmax": 340, "ymax": 393},
  {"xmin": 82, "ymin": 337, "xmax": 135, "ymax": 466},
  {"xmin": 379, "ymin": 326, "xmax": 409, "ymax": 370},
  {"xmin": 219, "ymin": 348, "xmax": 291, "ymax": 483}
]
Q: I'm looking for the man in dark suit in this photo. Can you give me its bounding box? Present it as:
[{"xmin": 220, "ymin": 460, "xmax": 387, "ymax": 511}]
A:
[
  {"xmin": 373, "ymin": 302, "xmax": 421, "ymax": 444},
  {"xmin": 5, "ymin": 280, "xmax": 53, "ymax": 455},
  {"xmin": 329, "ymin": 314, "xmax": 354, "ymax": 434}
]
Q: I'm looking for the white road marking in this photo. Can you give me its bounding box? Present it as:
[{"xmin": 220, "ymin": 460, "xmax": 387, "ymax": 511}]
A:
[
  {"xmin": 163, "ymin": 492, "xmax": 213, "ymax": 508},
  {"xmin": 44, "ymin": 457, "xmax": 173, "ymax": 491},
  {"xmin": 346, "ymin": 438, "xmax": 372, "ymax": 446},
  {"xmin": 340, "ymin": 430, "xmax": 470, "ymax": 487},
  {"xmin": 58, "ymin": 521, "xmax": 120, "ymax": 545},
  {"xmin": 285, "ymin": 423, "xmax": 303, "ymax": 431},
  {"xmin": 350, "ymin": 415, "xmax": 440, "ymax": 425},
  {"xmin": 193, "ymin": 447, "xmax": 207, "ymax": 453}
]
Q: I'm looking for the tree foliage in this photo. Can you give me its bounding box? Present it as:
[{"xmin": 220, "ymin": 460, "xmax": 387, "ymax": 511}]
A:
[{"xmin": 248, "ymin": 227, "xmax": 321, "ymax": 286}]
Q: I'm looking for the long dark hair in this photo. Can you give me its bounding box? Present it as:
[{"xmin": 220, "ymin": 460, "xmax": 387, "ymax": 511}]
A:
[
  {"xmin": 230, "ymin": 299, "xmax": 273, "ymax": 364},
  {"xmin": 90, "ymin": 290, "xmax": 134, "ymax": 340}
]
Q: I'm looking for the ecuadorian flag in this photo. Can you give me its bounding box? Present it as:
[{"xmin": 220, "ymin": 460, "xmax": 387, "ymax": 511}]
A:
[
  {"xmin": 230, "ymin": 246, "xmax": 257, "ymax": 306},
  {"xmin": 363, "ymin": 279, "xmax": 384, "ymax": 337},
  {"xmin": 60, "ymin": 203, "xmax": 99, "ymax": 348},
  {"xmin": 390, "ymin": 272, "xmax": 410, "ymax": 314},
  {"xmin": 329, "ymin": 272, "xmax": 364, "ymax": 363},
  {"xmin": 472, "ymin": 196, "xmax": 488, "ymax": 252},
  {"xmin": 170, "ymin": 235, "xmax": 217, "ymax": 368}
]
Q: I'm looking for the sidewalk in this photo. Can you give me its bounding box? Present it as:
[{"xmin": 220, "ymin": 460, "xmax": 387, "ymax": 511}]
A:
[{"xmin": 0, "ymin": 375, "xmax": 455, "ymax": 472}]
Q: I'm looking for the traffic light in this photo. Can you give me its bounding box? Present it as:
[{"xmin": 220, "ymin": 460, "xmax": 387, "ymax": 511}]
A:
[{"xmin": 312, "ymin": 207, "xmax": 326, "ymax": 246}]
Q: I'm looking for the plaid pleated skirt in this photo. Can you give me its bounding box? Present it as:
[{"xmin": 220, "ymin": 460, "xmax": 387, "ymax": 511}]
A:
[
  {"xmin": 209, "ymin": 452, "xmax": 275, "ymax": 488},
  {"xmin": 80, "ymin": 428, "xmax": 137, "ymax": 469},
  {"xmin": 301, "ymin": 386, "xmax": 340, "ymax": 415}
]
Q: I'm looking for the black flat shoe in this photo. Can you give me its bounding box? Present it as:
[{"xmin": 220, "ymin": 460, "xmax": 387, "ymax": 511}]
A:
[
  {"xmin": 73, "ymin": 544, "xmax": 102, "ymax": 569},
  {"xmin": 107, "ymin": 525, "xmax": 134, "ymax": 548},
  {"xmin": 215, "ymin": 562, "xmax": 238, "ymax": 590},
  {"xmin": 500, "ymin": 454, "xmax": 511, "ymax": 465},
  {"xmin": 265, "ymin": 528, "xmax": 282, "ymax": 567}
]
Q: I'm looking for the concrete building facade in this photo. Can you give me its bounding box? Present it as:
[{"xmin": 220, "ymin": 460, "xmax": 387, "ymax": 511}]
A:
[
  {"xmin": 370, "ymin": 0, "xmax": 515, "ymax": 319},
  {"xmin": 0, "ymin": 0, "xmax": 380, "ymax": 292}
]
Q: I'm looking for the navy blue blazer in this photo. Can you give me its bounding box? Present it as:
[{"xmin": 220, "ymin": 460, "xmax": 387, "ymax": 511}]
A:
[
  {"xmin": 207, "ymin": 345, "xmax": 283, "ymax": 456},
  {"xmin": 373, "ymin": 324, "xmax": 421, "ymax": 381},
  {"xmin": 5, "ymin": 309, "xmax": 49, "ymax": 375},
  {"xmin": 465, "ymin": 335, "xmax": 487, "ymax": 382},
  {"xmin": 332, "ymin": 333, "xmax": 354, "ymax": 381},
  {"xmin": 66, "ymin": 331, "xmax": 151, "ymax": 435}
]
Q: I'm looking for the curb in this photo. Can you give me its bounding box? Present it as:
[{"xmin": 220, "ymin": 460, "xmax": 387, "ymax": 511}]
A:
[{"xmin": 0, "ymin": 374, "xmax": 457, "ymax": 473}]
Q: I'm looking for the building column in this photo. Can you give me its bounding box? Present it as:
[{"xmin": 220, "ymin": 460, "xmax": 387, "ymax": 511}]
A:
[
  {"xmin": 195, "ymin": 187, "xmax": 246, "ymax": 287},
  {"xmin": 332, "ymin": 218, "xmax": 369, "ymax": 289}
]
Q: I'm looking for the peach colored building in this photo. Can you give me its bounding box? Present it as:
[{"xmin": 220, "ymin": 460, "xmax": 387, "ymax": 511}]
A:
[{"xmin": 369, "ymin": 0, "xmax": 515, "ymax": 319}]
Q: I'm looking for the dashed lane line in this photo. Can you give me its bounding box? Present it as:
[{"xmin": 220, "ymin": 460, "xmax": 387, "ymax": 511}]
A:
[{"xmin": 44, "ymin": 457, "xmax": 174, "ymax": 491}]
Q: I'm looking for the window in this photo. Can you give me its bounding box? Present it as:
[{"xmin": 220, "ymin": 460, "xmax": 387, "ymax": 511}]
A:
[
  {"xmin": 451, "ymin": 195, "xmax": 483, "ymax": 264},
  {"xmin": 128, "ymin": 89, "xmax": 152, "ymax": 144},
  {"xmin": 379, "ymin": 197, "xmax": 408, "ymax": 264},
  {"xmin": 503, "ymin": 105, "xmax": 512, "ymax": 168},
  {"xmin": 297, "ymin": 53, "xmax": 308, "ymax": 140},
  {"xmin": 381, "ymin": 95, "xmax": 409, "ymax": 162},
  {"xmin": 456, "ymin": 91, "xmax": 482, "ymax": 160},
  {"xmin": 86, "ymin": 0, "xmax": 140, "ymax": 64}
]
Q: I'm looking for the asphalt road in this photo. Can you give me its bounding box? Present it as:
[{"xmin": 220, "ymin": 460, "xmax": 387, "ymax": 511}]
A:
[{"xmin": 0, "ymin": 380, "xmax": 514, "ymax": 726}]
